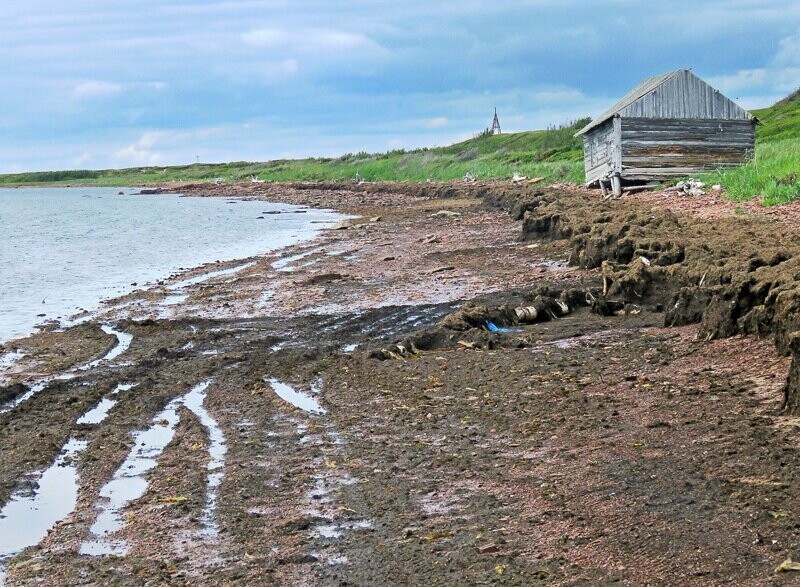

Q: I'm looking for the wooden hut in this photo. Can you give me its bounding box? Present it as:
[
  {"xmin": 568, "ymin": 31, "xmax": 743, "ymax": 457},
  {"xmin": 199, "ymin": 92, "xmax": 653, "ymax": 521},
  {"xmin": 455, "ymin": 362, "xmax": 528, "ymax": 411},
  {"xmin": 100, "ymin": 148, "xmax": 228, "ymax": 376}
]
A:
[{"xmin": 575, "ymin": 69, "xmax": 756, "ymax": 195}]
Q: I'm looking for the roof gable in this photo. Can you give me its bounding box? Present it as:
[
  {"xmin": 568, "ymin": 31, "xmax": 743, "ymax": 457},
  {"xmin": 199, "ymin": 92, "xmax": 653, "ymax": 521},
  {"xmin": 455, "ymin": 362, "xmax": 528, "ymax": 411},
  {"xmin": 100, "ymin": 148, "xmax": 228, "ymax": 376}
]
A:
[{"xmin": 576, "ymin": 69, "xmax": 753, "ymax": 136}]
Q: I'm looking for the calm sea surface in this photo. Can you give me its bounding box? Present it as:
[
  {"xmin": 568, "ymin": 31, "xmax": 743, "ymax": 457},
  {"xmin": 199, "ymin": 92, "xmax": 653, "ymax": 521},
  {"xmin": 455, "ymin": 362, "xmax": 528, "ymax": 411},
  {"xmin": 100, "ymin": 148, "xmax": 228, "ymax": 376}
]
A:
[{"xmin": 0, "ymin": 187, "xmax": 345, "ymax": 343}]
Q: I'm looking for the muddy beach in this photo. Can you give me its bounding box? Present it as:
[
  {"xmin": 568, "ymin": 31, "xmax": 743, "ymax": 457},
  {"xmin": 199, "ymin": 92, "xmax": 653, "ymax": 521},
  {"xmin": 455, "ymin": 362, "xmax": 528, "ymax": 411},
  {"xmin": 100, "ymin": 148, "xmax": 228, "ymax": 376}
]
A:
[{"xmin": 1, "ymin": 181, "xmax": 799, "ymax": 585}]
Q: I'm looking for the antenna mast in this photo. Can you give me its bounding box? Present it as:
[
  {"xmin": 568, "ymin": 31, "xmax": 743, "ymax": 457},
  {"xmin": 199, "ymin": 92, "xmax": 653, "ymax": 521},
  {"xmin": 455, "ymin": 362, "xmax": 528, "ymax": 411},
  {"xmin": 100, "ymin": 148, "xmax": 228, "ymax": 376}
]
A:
[{"xmin": 491, "ymin": 107, "xmax": 501, "ymax": 135}]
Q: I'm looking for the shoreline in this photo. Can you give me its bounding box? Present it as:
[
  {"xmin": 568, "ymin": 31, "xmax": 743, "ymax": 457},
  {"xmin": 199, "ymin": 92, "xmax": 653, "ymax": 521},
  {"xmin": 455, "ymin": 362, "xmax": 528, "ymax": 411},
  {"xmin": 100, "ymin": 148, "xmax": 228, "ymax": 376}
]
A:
[
  {"xmin": 0, "ymin": 186, "xmax": 347, "ymax": 351},
  {"xmin": 1, "ymin": 181, "xmax": 800, "ymax": 585}
]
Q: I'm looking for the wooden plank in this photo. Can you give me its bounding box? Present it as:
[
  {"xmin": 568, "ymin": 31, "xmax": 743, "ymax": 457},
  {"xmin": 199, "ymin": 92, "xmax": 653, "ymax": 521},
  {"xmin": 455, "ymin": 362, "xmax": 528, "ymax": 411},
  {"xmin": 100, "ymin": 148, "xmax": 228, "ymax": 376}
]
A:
[
  {"xmin": 623, "ymin": 145, "xmax": 755, "ymax": 157},
  {"xmin": 618, "ymin": 71, "xmax": 752, "ymax": 121},
  {"xmin": 613, "ymin": 116, "xmax": 622, "ymax": 174},
  {"xmin": 624, "ymin": 150, "xmax": 754, "ymax": 160},
  {"xmin": 585, "ymin": 162, "xmax": 612, "ymax": 185},
  {"xmin": 618, "ymin": 116, "xmax": 754, "ymax": 179},
  {"xmin": 622, "ymin": 135, "xmax": 754, "ymax": 143},
  {"xmin": 621, "ymin": 128, "xmax": 756, "ymax": 137},
  {"xmin": 621, "ymin": 116, "xmax": 754, "ymax": 126},
  {"xmin": 621, "ymin": 118, "xmax": 754, "ymax": 130},
  {"xmin": 622, "ymin": 163, "xmax": 746, "ymax": 177},
  {"xmin": 623, "ymin": 158, "xmax": 751, "ymax": 169}
]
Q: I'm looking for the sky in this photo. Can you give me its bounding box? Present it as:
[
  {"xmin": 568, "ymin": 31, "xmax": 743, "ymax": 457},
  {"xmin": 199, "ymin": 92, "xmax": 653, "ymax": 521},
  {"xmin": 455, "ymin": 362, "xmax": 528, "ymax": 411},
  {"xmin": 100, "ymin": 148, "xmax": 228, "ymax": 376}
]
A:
[{"xmin": 0, "ymin": 0, "xmax": 799, "ymax": 173}]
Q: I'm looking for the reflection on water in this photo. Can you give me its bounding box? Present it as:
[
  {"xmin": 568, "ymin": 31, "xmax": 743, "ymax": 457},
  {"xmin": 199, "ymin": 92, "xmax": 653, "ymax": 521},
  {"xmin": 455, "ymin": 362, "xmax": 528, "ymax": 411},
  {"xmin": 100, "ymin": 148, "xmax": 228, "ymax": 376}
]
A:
[
  {"xmin": 0, "ymin": 439, "xmax": 88, "ymax": 561},
  {"xmin": 83, "ymin": 380, "xmax": 228, "ymax": 555},
  {"xmin": 0, "ymin": 187, "xmax": 346, "ymax": 343},
  {"xmin": 265, "ymin": 378, "xmax": 327, "ymax": 415}
]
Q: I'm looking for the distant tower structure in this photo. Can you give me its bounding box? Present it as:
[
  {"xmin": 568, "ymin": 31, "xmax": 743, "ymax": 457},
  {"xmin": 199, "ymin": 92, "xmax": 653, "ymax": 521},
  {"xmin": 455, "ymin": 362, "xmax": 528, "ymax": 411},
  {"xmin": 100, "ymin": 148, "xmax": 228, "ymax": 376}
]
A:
[{"xmin": 491, "ymin": 108, "xmax": 501, "ymax": 135}]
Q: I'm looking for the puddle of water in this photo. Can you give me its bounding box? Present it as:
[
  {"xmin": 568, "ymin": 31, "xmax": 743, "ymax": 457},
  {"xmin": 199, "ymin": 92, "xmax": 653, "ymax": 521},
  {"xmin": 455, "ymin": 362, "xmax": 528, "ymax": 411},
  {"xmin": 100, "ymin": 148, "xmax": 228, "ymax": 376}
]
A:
[
  {"xmin": 299, "ymin": 434, "xmax": 323, "ymax": 446},
  {"xmin": 311, "ymin": 520, "xmax": 373, "ymax": 540},
  {"xmin": 313, "ymin": 524, "xmax": 343, "ymax": 539},
  {"xmin": 79, "ymin": 325, "xmax": 133, "ymax": 371},
  {"xmin": 84, "ymin": 380, "xmax": 226, "ymax": 554},
  {"xmin": 2, "ymin": 323, "xmax": 135, "ymax": 412},
  {"xmin": 162, "ymin": 293, "xmax": 189, "ymax": 306},
  {"xmin": 535, "ymin": 329, "xmax": 624, "ymax": 353},
  {"xmin": 271, "ymin": 249, "xmax": 318, "ymax": 271},
  {"xmin": 75, "ymin": 383, "xmax": 135, "ymax": 425},
  {"xmin": 78, "ymin": 539, "xmax": 127, "ymax": 557},
  {"xmin": 553, "ymin": 339, "xmax": 578, "ymax": 349},
  {"xmin": 76, "ymin": 398, "xmax": 118, "ymax": 425},
  {"xmin": 87, "ymin": 394, "xmax": 185, "ymax": 544},
  {"xmin": 168, "ymin": 261, "xmax": 257, "ymax": 289},
  {"xmin": 0, "ymin": 350, "xmax": 24, "ymax": 372},
  {"xmin": 0, "ymin": 372, "xmax": 76, "ymax": 416},
  {"xmin": 0, "ymin": 438, "xmax": 88, "ymax": 560},
  {"xmin": 160, "ymin": 262, "xmax": 258, "ymax": 311},
  {"xmin": 265, "ymin": 378, "xmax": 326, "ymax": 415},
  {"xmin": 181, "ymin": 381, "xmax": 227, "ymax": 536}
]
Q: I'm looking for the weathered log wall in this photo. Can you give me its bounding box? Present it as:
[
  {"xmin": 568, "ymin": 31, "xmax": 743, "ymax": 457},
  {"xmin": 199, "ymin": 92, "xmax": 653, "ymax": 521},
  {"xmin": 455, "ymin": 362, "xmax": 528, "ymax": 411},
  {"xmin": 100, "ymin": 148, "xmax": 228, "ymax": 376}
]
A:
[
  {"xmin": 619, "ymin": 117, "xmax": 754, "ymax": 181},
  {"xmin": 582, "ymin": 119, "xmax": 616, "ymax": 185}
]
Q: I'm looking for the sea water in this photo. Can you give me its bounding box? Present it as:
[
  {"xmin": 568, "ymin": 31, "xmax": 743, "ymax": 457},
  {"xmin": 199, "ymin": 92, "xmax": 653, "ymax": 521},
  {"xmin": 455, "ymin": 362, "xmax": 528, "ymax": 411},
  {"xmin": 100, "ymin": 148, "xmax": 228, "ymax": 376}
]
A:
[{"xmin": 0, "ymin": 187, "xmax": 345, "ymax": 343}]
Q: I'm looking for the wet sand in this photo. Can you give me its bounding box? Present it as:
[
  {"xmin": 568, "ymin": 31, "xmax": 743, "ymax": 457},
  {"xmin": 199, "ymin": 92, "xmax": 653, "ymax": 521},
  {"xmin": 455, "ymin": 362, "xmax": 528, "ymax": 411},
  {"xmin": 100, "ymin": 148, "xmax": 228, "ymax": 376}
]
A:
[{"xmin": 0, "ymin": 181, "xmax": 799, "ymax": 585}]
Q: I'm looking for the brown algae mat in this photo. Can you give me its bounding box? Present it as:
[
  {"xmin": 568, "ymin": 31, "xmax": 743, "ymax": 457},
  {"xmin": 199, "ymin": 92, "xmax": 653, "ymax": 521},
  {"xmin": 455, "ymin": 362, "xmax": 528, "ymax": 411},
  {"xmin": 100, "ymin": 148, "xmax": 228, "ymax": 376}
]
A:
[{"xmin": 0, "ymin": 181, "xmax": 799, "ymax": 585}]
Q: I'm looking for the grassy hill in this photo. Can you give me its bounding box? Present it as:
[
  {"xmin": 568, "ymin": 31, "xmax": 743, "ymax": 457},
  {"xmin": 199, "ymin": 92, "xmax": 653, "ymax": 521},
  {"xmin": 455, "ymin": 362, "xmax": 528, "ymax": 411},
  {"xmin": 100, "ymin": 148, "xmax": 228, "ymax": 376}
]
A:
[
  {"xmin": 2, "ymin": 90, "xmax": 799, "ymax": 204},
  {"xmin": 699, "ymin": 90, "xmax": 800, "ymax": 204},
  {"xmin": 0, "ymin": 118, "xmax": 590, "ymax": 187},
  {"xmin": 753, "ymin": 89, "xmax": 800, "ymax": 142}
]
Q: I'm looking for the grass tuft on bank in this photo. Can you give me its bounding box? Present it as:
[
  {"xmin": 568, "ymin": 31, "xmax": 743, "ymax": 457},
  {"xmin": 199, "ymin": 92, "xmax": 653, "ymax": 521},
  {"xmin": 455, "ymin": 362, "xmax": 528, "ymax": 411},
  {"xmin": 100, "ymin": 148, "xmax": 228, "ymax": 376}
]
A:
[
  {"xmin": 696, "ymin": 90, "xmax": 800, "ymax": 204},
  {"xmin": 701, "ymin": 138, "xmax": 800, "ymax": 205}
]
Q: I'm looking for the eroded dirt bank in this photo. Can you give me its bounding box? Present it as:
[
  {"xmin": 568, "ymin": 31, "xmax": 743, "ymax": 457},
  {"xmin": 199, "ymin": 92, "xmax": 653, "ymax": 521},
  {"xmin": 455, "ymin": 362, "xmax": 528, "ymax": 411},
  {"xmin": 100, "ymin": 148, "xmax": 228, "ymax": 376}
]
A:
[{"xmin": 0, "ymin": 181, "xmax": 799, "ymax": 585}]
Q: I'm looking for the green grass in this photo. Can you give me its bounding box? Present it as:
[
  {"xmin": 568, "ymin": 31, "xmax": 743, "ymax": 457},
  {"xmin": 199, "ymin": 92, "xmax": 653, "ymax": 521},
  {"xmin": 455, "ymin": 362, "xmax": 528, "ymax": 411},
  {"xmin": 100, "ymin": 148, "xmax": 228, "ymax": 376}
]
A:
[
  {"xmin": 696, "ymin": 90, "xmax": 800, "ymax": 204},
  {"xmin": 701, "ymin": 138, "xmax": 800, "ymax": 205},
  {"xmin": 4, "ymin": 89, "xmax": 800, "ymax": 205},
  {"xmin": 0, "ymin": 118, "xmax": 589, "ymax": 187},
  {"xmin": 752, "ymin": 89, "xmax": 800, "ymax": 143}
]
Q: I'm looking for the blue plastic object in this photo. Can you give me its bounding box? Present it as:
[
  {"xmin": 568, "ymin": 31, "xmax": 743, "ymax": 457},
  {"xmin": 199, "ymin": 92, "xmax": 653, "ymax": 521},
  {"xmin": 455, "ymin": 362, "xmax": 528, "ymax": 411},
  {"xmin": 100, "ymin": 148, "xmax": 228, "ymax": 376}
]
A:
[{"xmin": 485, "ymin": 320, "xmax": 522, "ymax": 333}]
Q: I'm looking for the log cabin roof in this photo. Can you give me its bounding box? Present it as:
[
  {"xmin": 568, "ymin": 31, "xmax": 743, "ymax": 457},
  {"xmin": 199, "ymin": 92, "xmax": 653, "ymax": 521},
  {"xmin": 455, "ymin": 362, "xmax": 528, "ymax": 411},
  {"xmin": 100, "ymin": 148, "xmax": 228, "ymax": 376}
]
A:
[{"xmin": 576, "ymin": 69, "xmax": 755, "ymax": 137}]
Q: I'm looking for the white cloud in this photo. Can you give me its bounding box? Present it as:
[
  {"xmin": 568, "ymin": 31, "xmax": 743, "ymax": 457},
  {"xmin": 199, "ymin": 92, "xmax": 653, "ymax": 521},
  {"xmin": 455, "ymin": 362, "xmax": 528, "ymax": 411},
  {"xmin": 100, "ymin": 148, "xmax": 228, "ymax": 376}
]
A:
[
  {"xmin": 111, "ymin": 126, "xmax": 239, "ymax": 168},
  {"xmin": 707, "ymin": 28, "xmax": 800, "ymax": 108},
  {"xmin": 71, "ymin": 80, "xmax": 122, "ymax": 99},
  {"xmin": 241, "ymin": 27, "xmax": 383, "ymax": 54},
  {"xmin": 113, "ymin": 143, "xmax": 162, "ymax": 167},
  {"xmin": 530, "ymin": 88, "xmax": 587, "ymax": 104},
  {"xmin": 421, "ymin": 117, "xmax": 449, "ymax": 129},
  {"xmin": 113, "ymin": 131, "xmax": 170, "ymax": 166},
  {"xmin": 73, "ymin": 151, "xmax": 92, "ymax": 167},
  {"xmin": 774, "ymin": 28, "xmax": 800, "ymax": 66},
  {"xmin": 240, "ymin": 27, "xmax": 289, "ymax": 47},
  {"xmin": 708, "ymin": 69, "xmax": 769, "ymax": 93}
]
